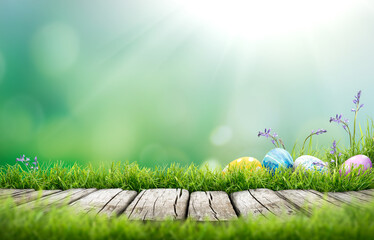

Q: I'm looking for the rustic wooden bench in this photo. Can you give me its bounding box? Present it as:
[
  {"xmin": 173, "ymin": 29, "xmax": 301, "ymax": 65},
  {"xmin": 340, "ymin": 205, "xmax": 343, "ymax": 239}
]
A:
[{"xmin": 1, "ymin": 188, "xmax": 373, "ymax": 221}]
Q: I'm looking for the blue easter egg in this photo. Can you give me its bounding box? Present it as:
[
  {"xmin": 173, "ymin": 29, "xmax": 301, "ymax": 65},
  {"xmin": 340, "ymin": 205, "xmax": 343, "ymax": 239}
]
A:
[
  {"xmin": 294, "ymin": 155, "xmax": 328, "ymax": 173},
  {"xmin": 262, "ymin": 148, "xmax": 293, "ymax": 172}
]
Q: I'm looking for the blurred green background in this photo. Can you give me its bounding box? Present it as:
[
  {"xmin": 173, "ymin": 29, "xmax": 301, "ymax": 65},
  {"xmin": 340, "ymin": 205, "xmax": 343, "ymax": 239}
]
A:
[{"xmin": 0, "ymin": 0, "xmax": 373, "ymax": 168}]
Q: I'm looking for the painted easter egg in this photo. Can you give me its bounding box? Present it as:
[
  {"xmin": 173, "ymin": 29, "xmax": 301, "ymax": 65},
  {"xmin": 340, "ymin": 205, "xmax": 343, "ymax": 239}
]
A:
[
  {"xmin": 222, "ymin": 157, "xmax": 262, "ymax": 173},
  {"xmin": 341, "ymin": 155, "xmax": 372, "ymax": 175},
  {"xmin": 294, "ymin": 155, "xmax": 328, "ymax": 173},
  {"xmin": 262, "ymin": 148, "xmax": 293, "ymax": 172}
]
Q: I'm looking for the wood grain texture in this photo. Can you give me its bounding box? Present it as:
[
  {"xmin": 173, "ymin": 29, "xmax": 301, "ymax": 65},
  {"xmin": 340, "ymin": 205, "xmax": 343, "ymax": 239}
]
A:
[
  {"xmin": 13, "ymin": 190, "xmax": 61, "ymax": 205},
  {"xmin": 276, "ymin": 190, "xmax": 335, "ymax": 215},
  {"xmin": 70, "ymin": 188, "xmax": 122, "ymax": 214},
  {"xmin": 327, "ymin": 192, "xmax": 363, "ymax": 207},
  {"xmin": 124, "ymin": 189, "xmax": 189, "ymax": 221},
  {"xmin": 0, "ymin": 189, "xmax": 34, "ymax": 199},
  {"xmin": 230, "ymin": 190, "xmax": 269, "ymax": 218},
  {"xmin": 188, "ymin": 191, "xmax": 237, "ymax": 221},
  {"xmin": 306, "ymin": 190, "xmax": 343, "ymax": 207},
  {"xmin": 345, "ymin": 191, "xmax": 374, "ymax": 203},
  {"xmin": 248, "ymin": 188, "xmax": 298, "ymax": 218},
  {"xmin": 360, "ymin": 189, "xmax": 374, "ymax": 197},
  {"xmin": 20, "ymin": 188, "xmax": 97, "ymax": 208},
  {"xmin": 99, "ymin": 190, "xmax": 138, "ymax": 216}
]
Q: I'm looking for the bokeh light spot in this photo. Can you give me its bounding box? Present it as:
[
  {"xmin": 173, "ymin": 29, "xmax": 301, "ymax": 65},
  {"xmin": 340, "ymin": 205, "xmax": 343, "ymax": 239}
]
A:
[
  {"xmin": 200, "ymin": 158, "xmax": 221, "ymax": 171},
  {"xmin": 210, "ymin": 125, "xmax": 232, "ymax": 146},
  {"xmin": 31, "ymin": 22, "xmax": 79, "ymax": 76}
]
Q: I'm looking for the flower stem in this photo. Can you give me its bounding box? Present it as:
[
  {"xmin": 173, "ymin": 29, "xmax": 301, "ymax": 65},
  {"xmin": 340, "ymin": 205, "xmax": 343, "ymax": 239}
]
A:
[
  {"xmin": 343, "ymin": 122, "xmax": 352, "ymax": 148},
  {"xmin": 301, "ymin": 133, "xmax": 313, "ymax": 155},
  {"xmin": 353, "ymin": 109, "xmax": 358, "ymax": 154}
]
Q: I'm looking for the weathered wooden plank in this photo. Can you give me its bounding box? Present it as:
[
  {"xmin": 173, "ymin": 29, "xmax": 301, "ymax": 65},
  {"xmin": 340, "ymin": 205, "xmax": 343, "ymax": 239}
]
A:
[
  {"xmin": 124, "ymin": 189, "xmax": 189, "ymax": 221},
  {"xmin": 98, "ymin": 190, "xmax": 138, "ymax": 216},
  {"xmin": 230, "ymin": 190, "xmax": 269, "ymax": 218},
  {"xmin": 13, "ymin": 190, "xmax": 61, "ymax": 205},
  {"xmin": 248, "ymin": 188, "xmax": 298, "ymax": 217},
  {"xmin": 20, "ymin": 188, "xmax": 97, "ymax": 208},
  {"xmin": 276, "ymin": 190, "xmax": 336, "ymax": 215},
  {"xmin": 327, "ymin": 192, "xmax": 363, "ymax": 207},
  {"xmin": 306, "ymin": 190, "xmax": 343, "ymax": 207},
  {"xmin": 345, "ymin": 191, "xmax": 374, "ymax": 203},
  {"xmin": 188, "ymin": 191, "xmax": 237, "ymax": 221},
  {"xmin": 70, "ymin": 188, "xmax": 122, "ymax": 214},
  {"xmin": 360, "ymin": 189, "xmax": 374, "ymax": 197},
  {"xmin": 0, "ymin": 189, "xmax": 34, "ymax": 198}
]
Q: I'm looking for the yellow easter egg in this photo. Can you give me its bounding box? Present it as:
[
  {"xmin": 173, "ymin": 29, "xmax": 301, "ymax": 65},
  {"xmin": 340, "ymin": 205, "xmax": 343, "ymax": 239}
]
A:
[{"xmin": 222, "ymin": 157, "xmax": 262, "ymax": 173}]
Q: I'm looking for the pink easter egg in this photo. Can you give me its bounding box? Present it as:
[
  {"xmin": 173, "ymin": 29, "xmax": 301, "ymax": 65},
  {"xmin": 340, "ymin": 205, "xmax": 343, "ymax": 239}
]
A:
[{"xmin": 341, "ymin": 155, "xmax": 372, "ymax": 175}]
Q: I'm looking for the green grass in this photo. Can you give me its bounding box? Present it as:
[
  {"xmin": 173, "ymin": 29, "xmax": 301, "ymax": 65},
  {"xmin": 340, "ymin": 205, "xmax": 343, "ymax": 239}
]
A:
[
  {"xmin": 0, "ymin": 162, "xmax": 373, "ymax": 193},
  {"xmin": 1, "ymin": 197, "xmax": 374, "ymax": 240},
  {"xmin": 0, "ymin": 119, "xmax": 373, "ymax": 193}
]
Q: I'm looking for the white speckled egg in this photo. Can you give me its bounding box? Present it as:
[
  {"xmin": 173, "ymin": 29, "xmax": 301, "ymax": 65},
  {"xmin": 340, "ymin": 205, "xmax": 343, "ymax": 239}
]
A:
[{"xmin": 294, "ymin": 155, "xmax": 328, "ymax": 173}]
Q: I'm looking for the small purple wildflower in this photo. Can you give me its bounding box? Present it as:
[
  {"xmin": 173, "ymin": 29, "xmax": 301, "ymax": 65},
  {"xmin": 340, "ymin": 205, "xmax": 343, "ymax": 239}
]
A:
[
  {"xmin": 329, "ymin": 113, "xmax": 352, "ymax": 146},
  {"xmin": 258, "ymin": 128, "xmax": 271, "ymax": 138},
  {"xmin": 15, "ymin": 154, "xmax": 40, "ymax": 172},
  {"xmin": 329, "ymin": 140, "xmax": 342, "ymax": 168},
  {"xmin": 314, "ymin": 129, "xmax": 327, "ymax": 135},
  {"xmin": 330, "ymin": 140, "xmax": 337, "ymax": 155},
  {"xmin": 352, "ymin": 90, "xmax": 364, "ymax": 113},
  {"xmin": 301, "ymin": 129, "xmax": 327, "ymax": 154},
  {"xmin": 257, "ymin": 128, "xmax": 286, "ymax": 149}
]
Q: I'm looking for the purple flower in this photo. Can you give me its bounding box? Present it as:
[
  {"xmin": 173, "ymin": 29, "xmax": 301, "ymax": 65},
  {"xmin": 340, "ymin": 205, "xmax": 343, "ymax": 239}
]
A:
[
  {"xmin": 258, "ymin": 128, "xmax": 271, "ymax": 138},
  {"xmin": 257, "ymin": 128, "xmax": 285, "ymax": 149},
  {"xmin": 15, "ymin": 154, "xmax": 40, "ymax": 171},
  {"xmin": 330, "ymin": 114, "xmax": 350, "ymax": 133},
  {"xmin": 352, "ymin": 90, "xmax": 364, "ymax": 113},
  {"xmin": 314, "ymin": 129, "xmax": 327, "ymax": 135},
  {"xmin": 330, "ymin": 140, "xmax": 337, "ymax": 155},
  {"xmin": 331, "ymin": 159, "xmax": 335, "ymax": 163}
]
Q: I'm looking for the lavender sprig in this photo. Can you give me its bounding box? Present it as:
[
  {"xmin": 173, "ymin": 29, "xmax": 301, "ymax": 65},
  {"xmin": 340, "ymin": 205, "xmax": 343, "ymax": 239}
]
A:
[
  {"xmin": 257, "ymin": 128, "xmax": 286, "ymax": 149},
  {"xmin": 329, "ymin": 114, "xmax": 352, "ymax": 147},
  {"xmin": 329, "ymin": 140, "xmax": 342, "ymax": 168},
  {"xmin": 301, "ymin": 129, "xmax": 327, "ymax": 154},
  {"xmin": 16, "ymin": 155, "xmax": 39, "ymax": 171},
  {"xmin": 352, "ymin": 90, "xmax": 363, "ymax": 154}
]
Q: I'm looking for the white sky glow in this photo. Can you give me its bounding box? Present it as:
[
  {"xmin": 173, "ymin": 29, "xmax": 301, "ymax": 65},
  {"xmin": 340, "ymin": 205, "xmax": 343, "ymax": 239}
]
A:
[{"xmin": 179, "ymin": 0, "xmax": 361, "ymax": 39}]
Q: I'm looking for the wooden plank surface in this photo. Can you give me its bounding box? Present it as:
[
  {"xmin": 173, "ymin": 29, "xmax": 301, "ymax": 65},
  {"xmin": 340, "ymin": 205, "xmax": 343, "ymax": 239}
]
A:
[
  {"xmin": 124, "ymin": 189, "xmax": 189, "ymax": 221},
  {"xmin": 0, "ymin": 189, "xmax": 34, "ymax": 198},
  {"xmin": 70, "ymin": 188, "xmax": 122, "ymax": 214},
  {"xmin": 248, "ymin": 188, "xmax": 298, "ymax": 218},
  {"xmin": 21, "ymin": 188, "xmax": 97, "ymax": 208},
  {"xmin": 345, "ymin": 191, "xmax": 374, "ymax": 203},
  {"xmin": 360, "ymin": 189, "xmax": 374, "ymax": 197},
  {"xmin": 307, "ymin": 190, "xmax": 343, "ymax": 207},
  {"xmin": 276, "ymin": 190, "xmax": 335, "ymax": 215},
  {"xmin": 188, "ymin": 191, "xmax": 237, "ymax": 221},
  {"xmin": 230, "ymin": 190, "xmax": 270, "ymax": 218},
  {"xmin": 13, "ymin": 190, "xmax": 61, "ymax": 205},
  {"xmin": 327, "ymin": 192, "xmax": 363, "ymax": 207},
  {"xmin": 98, "ymin": 190, "xmax": 138, "ymax": 216}
]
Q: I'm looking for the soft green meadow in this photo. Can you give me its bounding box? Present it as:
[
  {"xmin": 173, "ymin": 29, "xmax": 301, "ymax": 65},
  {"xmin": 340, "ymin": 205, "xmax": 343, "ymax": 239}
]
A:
[
  {"xmin": 1, "ymin": 161, "xmax": 373, "ymax": 193},
  {"xmin": 1, "ymin": 119, "xmax": 373, "ymax": 192}
]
